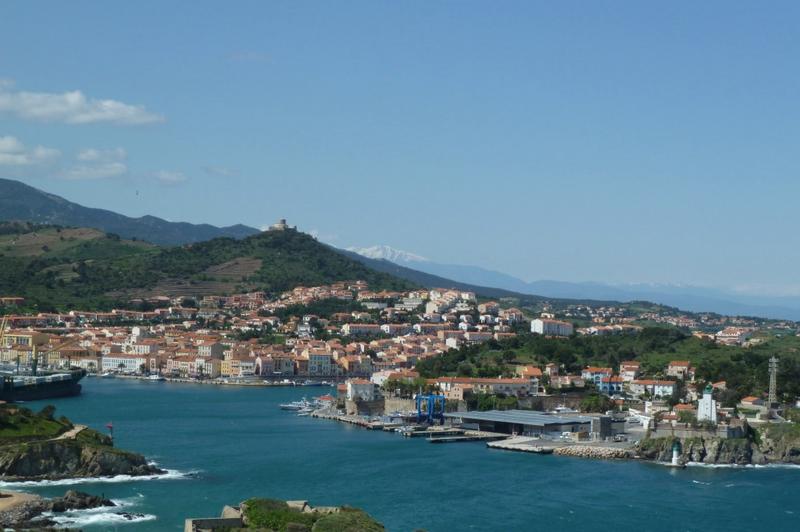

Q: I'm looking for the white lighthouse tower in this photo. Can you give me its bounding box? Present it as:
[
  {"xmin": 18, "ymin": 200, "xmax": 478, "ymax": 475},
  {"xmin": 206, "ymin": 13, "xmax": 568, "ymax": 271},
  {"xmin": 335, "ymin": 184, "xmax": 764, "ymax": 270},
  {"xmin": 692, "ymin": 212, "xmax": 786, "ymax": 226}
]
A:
[
  {"xmin": 671, "ymin": 440, "xmax": 682, "ymax": 466},
  {"xmin": 697, "ymin": 384, "xmax": 717, "ymax": 423}
]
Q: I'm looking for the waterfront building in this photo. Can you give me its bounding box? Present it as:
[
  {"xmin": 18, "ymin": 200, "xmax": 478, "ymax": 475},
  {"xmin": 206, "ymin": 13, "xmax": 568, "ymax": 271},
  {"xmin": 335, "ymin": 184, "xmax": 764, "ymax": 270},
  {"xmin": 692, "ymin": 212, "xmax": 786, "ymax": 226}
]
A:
[
  {"xmin": 444, "ymin": 409, "xmax": 593, "ymax": 437},
  {"xmin": 101, "ymin": 353, "xmax": 148, "ymax": 373},
  {"xmin": 346, "ymin": 378, "xmax": 380, "ymax": 401},
  {"xmin": 431, "ymin": 376, "xmax": 540, "ymax": 397}
]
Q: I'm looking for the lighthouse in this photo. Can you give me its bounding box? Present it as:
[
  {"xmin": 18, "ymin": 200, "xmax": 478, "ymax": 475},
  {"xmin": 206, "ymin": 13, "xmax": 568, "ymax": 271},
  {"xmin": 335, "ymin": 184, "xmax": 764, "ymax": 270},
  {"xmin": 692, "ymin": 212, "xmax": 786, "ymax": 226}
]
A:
[
  {"xmin": 697, "ymin": 384, "xmax": 717, "ymax": 423},
  {"xmin": 671, "ymin": 440, "xmax": 681, "ymax": 466}
]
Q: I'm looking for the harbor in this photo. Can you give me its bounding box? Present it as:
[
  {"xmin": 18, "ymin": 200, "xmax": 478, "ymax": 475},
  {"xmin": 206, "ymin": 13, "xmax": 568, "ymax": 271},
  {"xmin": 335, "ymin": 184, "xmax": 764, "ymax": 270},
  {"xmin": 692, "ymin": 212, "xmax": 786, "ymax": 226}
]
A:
[
  {"xmin": 8, "ymin": 377, "xmax": 800, "ymax": 532},
  {"xmin": 285, "ymin": 392, "xmax": 643, "ymax": 458}
]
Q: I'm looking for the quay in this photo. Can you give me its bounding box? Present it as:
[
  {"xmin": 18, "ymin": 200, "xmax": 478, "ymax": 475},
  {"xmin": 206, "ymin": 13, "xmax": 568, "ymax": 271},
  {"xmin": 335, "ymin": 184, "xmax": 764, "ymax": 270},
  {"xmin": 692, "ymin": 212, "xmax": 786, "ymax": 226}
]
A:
[
  {"xmin": 487, "ymin": 436, "xmax": 555, "ymax": 454},
  {"xmin": 98, "ymin": 374, "xmax": 338, "ymax": 388},
  {"xmin": 487, "ymin": 436, "xmax": 633, "ymax": 459},
  {"xmin": 310, "ymin": 411, "xmax": 510, "ymax": 443}
]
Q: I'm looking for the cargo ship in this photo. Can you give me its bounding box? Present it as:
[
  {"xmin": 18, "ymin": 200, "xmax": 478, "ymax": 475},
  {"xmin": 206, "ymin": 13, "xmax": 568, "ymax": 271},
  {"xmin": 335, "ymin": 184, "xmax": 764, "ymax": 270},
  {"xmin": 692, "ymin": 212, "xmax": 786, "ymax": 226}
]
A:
[{"xmin": 0, "ymin": 368, "xmax": 86, "ymax": 402}]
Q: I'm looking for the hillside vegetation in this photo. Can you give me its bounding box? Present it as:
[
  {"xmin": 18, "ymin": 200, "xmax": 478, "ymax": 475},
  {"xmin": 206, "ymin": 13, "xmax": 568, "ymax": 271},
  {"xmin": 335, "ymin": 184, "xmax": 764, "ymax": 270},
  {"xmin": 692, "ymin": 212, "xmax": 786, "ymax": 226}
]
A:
[
  {"xmin": 415, "ymin": 327, "xmax": 800, "ymax": 402},
  {"xmin": 242, "ymin": 499, "xmax": 384, "ymax": 532},
  {"xmin": 0, "ymin": 223, "xmax": 413, "ymax": 312}
]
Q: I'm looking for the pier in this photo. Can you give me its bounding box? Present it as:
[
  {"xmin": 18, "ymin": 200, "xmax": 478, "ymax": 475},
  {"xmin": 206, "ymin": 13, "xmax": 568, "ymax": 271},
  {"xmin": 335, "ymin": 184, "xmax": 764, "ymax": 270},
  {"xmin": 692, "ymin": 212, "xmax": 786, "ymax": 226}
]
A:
[{"xmin": 487, "ymin": 436, "xmax": 633, "ymax": 458}]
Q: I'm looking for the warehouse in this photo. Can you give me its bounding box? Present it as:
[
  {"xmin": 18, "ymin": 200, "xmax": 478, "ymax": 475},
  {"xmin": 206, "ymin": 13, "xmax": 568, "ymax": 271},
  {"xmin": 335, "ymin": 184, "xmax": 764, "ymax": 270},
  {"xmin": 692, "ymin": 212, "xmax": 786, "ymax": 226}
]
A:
[{"xmin": 444, "ymin": 409, "xmax": 594, "ymax": 437}]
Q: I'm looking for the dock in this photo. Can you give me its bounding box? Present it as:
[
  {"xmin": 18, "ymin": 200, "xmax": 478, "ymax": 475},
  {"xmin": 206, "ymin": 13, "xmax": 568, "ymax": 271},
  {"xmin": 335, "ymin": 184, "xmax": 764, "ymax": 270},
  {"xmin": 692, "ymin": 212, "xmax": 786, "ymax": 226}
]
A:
[
  {"xmin": 429, "ymin": 431, "xmax": 507, "ymax": 444},
  {"xmin": 487, "ymin": 436, "xmax": 556, "ymax": 454}
]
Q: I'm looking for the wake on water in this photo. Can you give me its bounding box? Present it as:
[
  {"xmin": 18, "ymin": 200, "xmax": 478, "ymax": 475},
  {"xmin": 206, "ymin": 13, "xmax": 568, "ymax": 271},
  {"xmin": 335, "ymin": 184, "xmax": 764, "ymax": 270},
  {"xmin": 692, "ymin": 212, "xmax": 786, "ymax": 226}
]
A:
[
  {"xmin": 39, "ymin": 495, "xmax": 156, "ymax": 527},
  {"xmin": 684, "ymin": 462, "xmax": 800, "ymax": 469},
  {"xmin": 0, "ymin": 467, "xmax": 198, "ymax": 488}
]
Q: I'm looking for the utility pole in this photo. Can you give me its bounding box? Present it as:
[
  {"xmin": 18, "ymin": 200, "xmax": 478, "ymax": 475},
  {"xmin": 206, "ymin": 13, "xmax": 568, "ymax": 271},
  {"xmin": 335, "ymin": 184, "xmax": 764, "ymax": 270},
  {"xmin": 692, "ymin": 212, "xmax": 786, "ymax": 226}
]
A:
[{"xmin": 768, "ymin": 356, "xmax": 778, "ymax": 406}]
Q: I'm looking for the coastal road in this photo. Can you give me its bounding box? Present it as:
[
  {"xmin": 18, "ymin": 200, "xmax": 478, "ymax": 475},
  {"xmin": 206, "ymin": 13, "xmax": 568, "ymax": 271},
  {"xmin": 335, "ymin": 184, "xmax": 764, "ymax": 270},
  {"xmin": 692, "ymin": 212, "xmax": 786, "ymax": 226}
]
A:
[{"xmin": 52, "ymin": 424, "xmax": 87, "ymax": 441}]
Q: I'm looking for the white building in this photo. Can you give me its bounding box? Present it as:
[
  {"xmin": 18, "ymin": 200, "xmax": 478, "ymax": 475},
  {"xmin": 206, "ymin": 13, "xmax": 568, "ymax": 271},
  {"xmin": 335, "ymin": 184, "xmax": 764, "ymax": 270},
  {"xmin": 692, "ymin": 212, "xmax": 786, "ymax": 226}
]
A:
[
  {"xmin": 101, "ymin": 354, "xmax": 148, "ymax": 373},
  {"xmin": 346, "ymin": 378, "xmax": 378, "ymax": 401},
  {"xmin": 531, "ymin": 318, "xmax": 574, "ymax": 337},
  {"xmin": 697, "ymin": 385, "xmax": 717, "ymax": 423}
]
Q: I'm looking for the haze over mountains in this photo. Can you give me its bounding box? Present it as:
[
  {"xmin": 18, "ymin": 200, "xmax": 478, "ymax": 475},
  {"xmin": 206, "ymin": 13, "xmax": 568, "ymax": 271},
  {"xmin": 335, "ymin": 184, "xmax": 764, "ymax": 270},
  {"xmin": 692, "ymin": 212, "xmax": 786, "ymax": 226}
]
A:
[
  {"xmin": 2, "ymin": 178, "xmax": 798, "ymax": 320},
  {"xmin": 348, "ymin": 245, "xmax": 800, "ymax": 321}
]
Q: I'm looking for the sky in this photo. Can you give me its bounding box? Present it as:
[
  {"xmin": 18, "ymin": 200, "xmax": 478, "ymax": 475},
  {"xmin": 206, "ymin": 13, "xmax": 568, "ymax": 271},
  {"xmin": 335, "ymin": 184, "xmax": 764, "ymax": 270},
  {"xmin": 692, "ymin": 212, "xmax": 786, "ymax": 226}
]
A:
[{"xmin": 1, "ymin": 1, "xmax": 799, "ymax": 295}]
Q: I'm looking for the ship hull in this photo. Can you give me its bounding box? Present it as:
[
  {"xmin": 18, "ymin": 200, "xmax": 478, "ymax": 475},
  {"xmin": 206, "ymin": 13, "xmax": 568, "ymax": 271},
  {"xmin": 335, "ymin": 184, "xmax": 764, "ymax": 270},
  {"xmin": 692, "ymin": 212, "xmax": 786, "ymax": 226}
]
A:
[{"xmin": 0, "ymin": 369, "xmax": 86, "ymax": 402}]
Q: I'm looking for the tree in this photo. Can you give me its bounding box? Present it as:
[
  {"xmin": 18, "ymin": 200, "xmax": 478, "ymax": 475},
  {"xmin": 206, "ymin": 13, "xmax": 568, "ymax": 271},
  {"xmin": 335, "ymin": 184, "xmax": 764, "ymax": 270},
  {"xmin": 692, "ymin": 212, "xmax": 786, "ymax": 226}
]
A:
[{"xmin": 580, "ymin": 393, "xmax": 613, "ymax": 413}]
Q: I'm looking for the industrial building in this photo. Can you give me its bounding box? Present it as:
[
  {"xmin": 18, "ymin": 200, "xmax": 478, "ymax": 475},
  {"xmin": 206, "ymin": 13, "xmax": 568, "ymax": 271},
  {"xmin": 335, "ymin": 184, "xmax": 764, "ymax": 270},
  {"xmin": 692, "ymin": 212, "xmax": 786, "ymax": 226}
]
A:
[{"xmin": 445, "ymin": 410, "xmax": 601, "ymax": 437}]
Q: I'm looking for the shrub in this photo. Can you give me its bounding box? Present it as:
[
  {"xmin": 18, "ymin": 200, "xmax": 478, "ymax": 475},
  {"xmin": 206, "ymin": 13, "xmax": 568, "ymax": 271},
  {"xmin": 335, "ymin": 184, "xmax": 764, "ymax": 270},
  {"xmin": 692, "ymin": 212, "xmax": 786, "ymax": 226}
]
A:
[
  {"xmin": 312, "ymin": 508, "xmax": 384, "ymax": 532},
  {"xmin": 243, "ymin": 499, "xmax": 316, "ymax": 531}
]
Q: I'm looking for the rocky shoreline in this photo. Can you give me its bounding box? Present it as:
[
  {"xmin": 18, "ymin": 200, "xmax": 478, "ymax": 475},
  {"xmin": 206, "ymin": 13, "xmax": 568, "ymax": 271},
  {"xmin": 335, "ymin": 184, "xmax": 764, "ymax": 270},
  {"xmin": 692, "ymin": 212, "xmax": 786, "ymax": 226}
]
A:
[
  {"xmin": 0, "ymin": 438, "xmax": 165, "ymax": 481},
  {"xmin": 0, "ymin": 489, "xmax": 147, "ymax": 529},
  {"xmin": 637, "ymin": 427, "xmax": 800, "ymax": 466}
]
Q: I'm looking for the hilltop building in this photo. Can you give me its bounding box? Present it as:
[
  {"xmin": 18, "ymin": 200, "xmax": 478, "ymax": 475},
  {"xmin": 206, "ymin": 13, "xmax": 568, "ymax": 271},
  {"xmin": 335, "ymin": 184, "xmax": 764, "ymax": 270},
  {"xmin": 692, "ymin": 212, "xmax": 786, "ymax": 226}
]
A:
[{"xmin": 267, "ymin": 219, "xmax": 294, "ymax": 231}]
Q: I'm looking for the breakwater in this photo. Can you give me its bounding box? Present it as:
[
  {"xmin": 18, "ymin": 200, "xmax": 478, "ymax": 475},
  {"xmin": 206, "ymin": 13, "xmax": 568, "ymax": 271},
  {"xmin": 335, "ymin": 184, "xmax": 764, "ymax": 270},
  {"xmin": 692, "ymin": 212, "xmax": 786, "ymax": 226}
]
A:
[{"xmin": 553, "ymin": 445, "xmax": 633, "ymax": 459}]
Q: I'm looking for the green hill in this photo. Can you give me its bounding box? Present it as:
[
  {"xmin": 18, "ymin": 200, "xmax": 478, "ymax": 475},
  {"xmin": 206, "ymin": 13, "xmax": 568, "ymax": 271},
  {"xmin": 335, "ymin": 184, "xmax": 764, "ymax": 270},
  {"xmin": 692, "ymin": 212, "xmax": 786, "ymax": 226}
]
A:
[{"xmin": 0, "ymin": 223, "xmax": 413, "ymax": 312}]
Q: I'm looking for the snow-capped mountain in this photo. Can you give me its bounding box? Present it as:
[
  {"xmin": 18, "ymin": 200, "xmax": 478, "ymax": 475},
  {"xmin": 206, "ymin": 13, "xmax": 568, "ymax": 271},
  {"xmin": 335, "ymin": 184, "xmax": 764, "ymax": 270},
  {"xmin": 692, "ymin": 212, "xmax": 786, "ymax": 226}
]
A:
[
  {"xmin": 346, "ymin": 243, "xmax": 800, "ymax": 320},
  {"xmin": 346, "ymin": 245, "xmax": 428, "ymax": 263}
]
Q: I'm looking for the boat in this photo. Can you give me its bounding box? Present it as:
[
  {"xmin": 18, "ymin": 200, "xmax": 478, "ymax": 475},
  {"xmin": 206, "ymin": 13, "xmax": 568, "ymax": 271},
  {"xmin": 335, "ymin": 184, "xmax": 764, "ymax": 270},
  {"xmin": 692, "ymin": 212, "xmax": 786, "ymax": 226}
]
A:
[
  {"xmin": 300, "ymin": 380, "xmax": 323, "ymax": 386},
  {"xmin": 279, "ymin": 397, "xmax": 323, "ymax": 411},
  {"xmin": 148, "ymin": 374, "xmax": 166, "ymax": 381},
  {"xmin": 0, "ymin": 369, "xmax": 86, "ymax": 402},
  {"xmin": 100, "ymin": 372, "xmax": 116, "ymax": 379},
  {"xmin": 280, "ymin": 398, "xmax": 310, "ymax": 411}
]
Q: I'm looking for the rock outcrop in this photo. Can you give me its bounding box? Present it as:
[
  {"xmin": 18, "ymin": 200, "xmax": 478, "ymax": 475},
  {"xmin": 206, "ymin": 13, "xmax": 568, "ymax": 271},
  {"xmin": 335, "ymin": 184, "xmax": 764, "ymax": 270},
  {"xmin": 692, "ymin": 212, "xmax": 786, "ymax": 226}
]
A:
[
  {"xmin": 0, "ymin": 439, "xmax": 164, "ymax": 481},
  {"xmin": 637, "ymin": 425, "xmax": 800, "ymax": 465},
  {"xmin": 0, "ymin": 490, "xmax": 115, "ymax": 529}
]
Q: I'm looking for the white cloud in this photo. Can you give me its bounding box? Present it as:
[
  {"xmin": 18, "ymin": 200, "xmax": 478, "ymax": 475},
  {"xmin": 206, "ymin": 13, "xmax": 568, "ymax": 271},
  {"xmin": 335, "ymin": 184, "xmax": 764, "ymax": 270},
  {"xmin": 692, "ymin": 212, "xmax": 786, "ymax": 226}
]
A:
[
  {"xmin": 153, "ymin": 170, "xmax": 187, "ymax": 184},
  {"xmin": 0, "ymin": 81, "xmax": 164, "ymax": 125},
  {"xmin": 63, "ymin": 147, "xmax": 127, "ymax": 180},
  {"xmin": 203, "ymin": 165, "xmax": 237, "ymax": 177},
  {"xmin": 77, "ymin": 147, "xmax": 127, "ymax": 162},
  {"xmin": 0, "ymin": 135, "xmax": 61, "ymax": 166}
]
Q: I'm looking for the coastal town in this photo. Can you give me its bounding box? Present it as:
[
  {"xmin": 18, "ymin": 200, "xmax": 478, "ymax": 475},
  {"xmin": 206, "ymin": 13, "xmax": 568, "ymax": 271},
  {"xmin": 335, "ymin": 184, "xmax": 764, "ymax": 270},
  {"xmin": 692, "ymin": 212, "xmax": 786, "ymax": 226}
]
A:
[{"xmin": 1, "ymin": 277, "xmax": 798, "ymax": 468}]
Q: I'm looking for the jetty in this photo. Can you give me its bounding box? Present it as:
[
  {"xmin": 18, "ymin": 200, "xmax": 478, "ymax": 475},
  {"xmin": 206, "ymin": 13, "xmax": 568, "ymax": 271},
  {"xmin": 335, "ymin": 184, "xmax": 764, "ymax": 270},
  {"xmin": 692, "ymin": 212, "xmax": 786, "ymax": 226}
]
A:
[
  {"xmin": 487, "ymin": 436, "xmax": 634, "ymax": 459},
  {"xmin": 487, "ymin": 436, "xmax": 555, "ymax": 454}
]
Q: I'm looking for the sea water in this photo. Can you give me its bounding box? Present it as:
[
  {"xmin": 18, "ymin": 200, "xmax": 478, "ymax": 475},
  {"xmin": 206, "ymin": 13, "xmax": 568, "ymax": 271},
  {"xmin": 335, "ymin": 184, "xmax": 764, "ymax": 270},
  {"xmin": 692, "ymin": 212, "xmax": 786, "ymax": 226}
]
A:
[{"xmin": 4, "ymin": 379, "xmax": 799, "ymax": 531}]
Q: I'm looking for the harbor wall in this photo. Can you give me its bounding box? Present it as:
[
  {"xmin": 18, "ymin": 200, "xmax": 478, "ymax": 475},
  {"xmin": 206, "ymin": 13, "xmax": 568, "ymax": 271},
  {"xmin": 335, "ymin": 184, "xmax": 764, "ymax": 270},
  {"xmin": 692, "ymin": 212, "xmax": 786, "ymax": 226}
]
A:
[
  {"xmin": 345, "ymin": 398, "xmax": 417, "ymax": 416},
  {"xmin": 345, "ymin": 399, "xmax": 384, "ymax": 416},
  {"xmin": 384, "ymin": 398, "xmax": 416, "ymax": 414},
  {"xmin": 649, "ymin": 422, "xmax": 745, "ymax": 440}
]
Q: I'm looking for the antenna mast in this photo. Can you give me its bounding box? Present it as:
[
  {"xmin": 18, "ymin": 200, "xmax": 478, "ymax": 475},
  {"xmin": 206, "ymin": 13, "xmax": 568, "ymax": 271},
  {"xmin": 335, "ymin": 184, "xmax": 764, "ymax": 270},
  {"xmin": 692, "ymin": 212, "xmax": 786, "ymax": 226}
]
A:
[{"xmin": 768, "ymin": 356, "xmax": 778, "ymax": 406}]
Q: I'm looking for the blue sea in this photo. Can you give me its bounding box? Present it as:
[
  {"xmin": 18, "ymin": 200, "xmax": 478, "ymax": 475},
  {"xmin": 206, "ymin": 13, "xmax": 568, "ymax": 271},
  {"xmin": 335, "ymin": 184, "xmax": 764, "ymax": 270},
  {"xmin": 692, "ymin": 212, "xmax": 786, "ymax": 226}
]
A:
[{"xmin": 3, "ymin": 378, "xmax": 799, "ymax": 531}]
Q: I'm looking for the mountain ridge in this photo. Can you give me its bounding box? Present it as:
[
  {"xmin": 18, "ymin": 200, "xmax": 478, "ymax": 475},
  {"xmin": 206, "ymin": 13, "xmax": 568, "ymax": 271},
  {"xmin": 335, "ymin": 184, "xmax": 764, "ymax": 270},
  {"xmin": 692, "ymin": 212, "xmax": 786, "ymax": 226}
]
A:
[
  {"xmin": 0, "ymin": 178, "xmax": 260, "ymax": 245},
  {"xmin": 347, "ymin": 244, "xmax": 800, "ymax": 320}
]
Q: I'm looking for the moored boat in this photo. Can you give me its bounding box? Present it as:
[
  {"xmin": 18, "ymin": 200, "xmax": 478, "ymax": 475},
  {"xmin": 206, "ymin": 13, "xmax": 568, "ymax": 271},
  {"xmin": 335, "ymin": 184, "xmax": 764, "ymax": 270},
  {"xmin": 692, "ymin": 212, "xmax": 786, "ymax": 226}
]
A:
[{"xmin": 0, "ymin": 369, "xmax": 86, "ymax": 402}]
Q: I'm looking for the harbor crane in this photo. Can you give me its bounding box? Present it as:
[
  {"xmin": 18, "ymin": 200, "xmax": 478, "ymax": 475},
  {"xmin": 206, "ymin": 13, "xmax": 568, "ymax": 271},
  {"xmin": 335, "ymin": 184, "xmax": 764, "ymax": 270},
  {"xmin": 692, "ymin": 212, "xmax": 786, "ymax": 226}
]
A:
[{"xmin": 416, "ymin": 394, "xmax": 447, "ymax": 425}]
